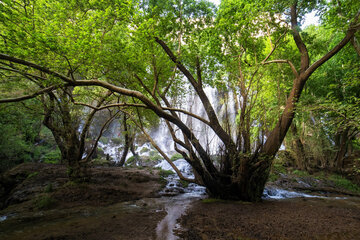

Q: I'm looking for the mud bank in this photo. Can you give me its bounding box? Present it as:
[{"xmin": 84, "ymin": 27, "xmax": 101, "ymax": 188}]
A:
[{"xmin": 178, "ymin": 197, "xmax": 360, "ymax": 240}]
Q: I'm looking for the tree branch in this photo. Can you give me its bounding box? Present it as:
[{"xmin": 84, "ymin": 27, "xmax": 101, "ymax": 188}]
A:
[
  {"xmin": 81, "ymin": 110, "xmax": 120, "ymax": 163},
  {"xmin": 262, "ymin": 29, "xmax": 288, "ymax": 64},
  {"xmin": 123, "ymin": 110, "xmax": 196, "ymax": 183},
  {"xmin": 290, "ymin": 2, "xmax": 309, "ymax": 73},
  {"xmin": 263, "ymin": 59, "xmax": 299, "ymax": 77},
  {"xmin": 0, "ymin": 85, "xmax": 59, "ymax": 103},
  {"xmin": 155, "ymin": 37, "xmax": 236, "ymax": 150},
  {"xmin": 0, "ymin": 53, "xmax": 73, "ymax": 83},
  {"xmin": 74, "ymin": 101, "xmax": 210, "ymax": 125}
]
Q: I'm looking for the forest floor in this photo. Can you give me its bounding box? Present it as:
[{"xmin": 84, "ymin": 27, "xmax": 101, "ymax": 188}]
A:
[
  {"xmin": 178, "ymin": 196, "xmax": 360, "ymax": 240},
  {"xmin": 0, "ymin": 163, "xmax": 360, "ymax": 240},
  {"xmin": 0, "ymin": 163, "xmax": 166, "ymax": 240}
]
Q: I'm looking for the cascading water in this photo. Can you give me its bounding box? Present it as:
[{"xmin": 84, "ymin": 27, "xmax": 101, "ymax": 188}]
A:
[
  {"xmin": 155, "ymin": 159, "xmax": 206, "ymax": 240},
  {"xmin": 96, "ymin": 86, "xmax": 238, "ymax": 164},
  {"xmin": 155, "ymin": 159, "xmax": 206, "ymax": 196}
]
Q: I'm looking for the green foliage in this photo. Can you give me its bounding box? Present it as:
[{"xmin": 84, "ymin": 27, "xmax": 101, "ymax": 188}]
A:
[
  {"xmin": 97, "ymin": 147, "xmax": 105, "ymax": 156},
  {"xmin": 99, "ymin": 137, "xmax": 109, "ymax": 144},
  {"xmin": 170, "ymin": 153, "xmax": 183, "ymax": 161},
  {"xmin": 328, "ymin": 175, "xmax": 360, "ymax": 193},
  {"xmin": 126, "ymin": 156, "xmax": 136, "ymax": 165},
  {"xmin": 0, "ymin": 0, "xmax": 359, "ymax": 196},
  {"xmin": 292, "ymin": 170, "xmax": 309, "ymax": 177},
  {"xmin": 44, "ymin": 183, "xmax": 54, "ymax": 193},
  {"xmin": 0, "ymin": 104, "xmax": 42, "ymax": 171},
  {"xmin": 27, "ymin": 171, "xmax": 39, "ymax": 179},
  {"xmin": 180, "ymin": 179, "xmax": 190, "ymax": 188},
  {"xmin": 149, "ymin": 151, "xmax": 163, "ymax": 161},
  {"xmin": 42, "ymin": 149, "xmax": 61, "ymax": 164},
  {"xmin": 268, "ymin": 161, "xmax": 287, "ymax": 182},
  {"xmin": 140, "ymin": 148, "xmax": 150, "ymax": 154},
  {"xmin": 111, "ymin": 138, "xmax": 122, "ymax": 145},
  {"xmin": 33, "ymin": 194, "xmax": 57, "ymax": 210},
  {"xmin": 159, "ymin": 169, "xmax": 174, "ymax": 178}
]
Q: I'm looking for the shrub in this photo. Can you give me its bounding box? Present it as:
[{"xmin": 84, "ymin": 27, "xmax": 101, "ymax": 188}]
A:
[
  {"xmin": 111, "ymin": 138, "xmax": 122, "ymax": 145},
  {"xmin": 170, "ymin": 153, "xmax": 183, "ymax": 161},
  {"xmin": 292, "ymin": 169, "xmax": 309, "ymax": 177},
  {"xmin": 329, "ymin": 175, "xmax": 360, "ymax": 193},
  {"xmin": 159, "ymin": 169, "xmax": 174, "ymax": 178},
  {"xmin": 34, "ymin": 195, "xmax": 56, "ymax": 210},
  {"xmin": 99, "ymin": 137, "xmax": 109, "ymax": 144},
  {"xmin": 180, "ymin": 180, "xmax": 190, "ymax": 188},
  {"xmin": 150, "ymin": 154, "xmax": 163, "ymax": 162},
  {"xmin": 27, "ymin": 171, "xmax": 39, "ymax": 179},
  {"xmin": 44, "ymin": 183, "xmax": 53, "ymax": 193},
  {"xmin": 126, "ymin": 156, "xmax": 136, "ymax": 165},
  {"xmin": 140, "ymin": 147, "xmax": 150, "ymax": 154},
  {"xmin": 42, "ymin": 149, "xmax": 61, "ymax": 163}
]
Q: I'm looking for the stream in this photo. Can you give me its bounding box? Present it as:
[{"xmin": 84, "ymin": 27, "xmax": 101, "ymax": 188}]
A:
[
  {"xmin": 1, "ymin": 159, "xmax": 358, "ymax": 240},
  {"xmin": 154, "ymin": 159, "xmax": 206, "ymax": 240},
  {"xmin": 153, "ymin": 159, "xmax": 355, "ymax": 239}
]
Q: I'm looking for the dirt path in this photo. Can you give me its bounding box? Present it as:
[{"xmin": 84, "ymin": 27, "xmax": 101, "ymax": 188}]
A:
[{"xmin": 178, "ymin": 197, "xmax": 360, "ymax": 240}]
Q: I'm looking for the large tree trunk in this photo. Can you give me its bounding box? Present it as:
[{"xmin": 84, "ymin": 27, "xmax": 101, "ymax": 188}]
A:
[
  {"xmin": 334, "ymin": 128, "xmax": 350, "ymax": 171},
  {"xmin": 119, "ymin": 115, "xmax": 132, "ymax": 166},
  {"xmin": 202, "ymin": 154, "xmax": 272, "ymax": 201},
  {"xmin": 42, "ymin": 91, "xmax": 87, "ymax": 181},
  {"xmin": 290, "ymin": 124, "xmax": 307, "ymax": 170}
]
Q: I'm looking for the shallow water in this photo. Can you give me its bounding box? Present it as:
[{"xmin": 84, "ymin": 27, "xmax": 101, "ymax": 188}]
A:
[{"xmin": 156, "ymin": 193, "xmax": 202, "ymax": 240}]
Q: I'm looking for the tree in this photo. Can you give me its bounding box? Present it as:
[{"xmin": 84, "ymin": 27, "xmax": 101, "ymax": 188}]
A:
[
  {"xmin": 0, "ymin": 0, "xmax": 359, "ymax": 201},
  {"xmin": 284, "ymin": 24, "xmax": 360, "ymax": 171}
]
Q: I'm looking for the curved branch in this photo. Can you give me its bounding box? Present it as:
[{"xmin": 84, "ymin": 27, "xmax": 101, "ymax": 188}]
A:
[
  {"xmin": 78, "ymin": 91, "xmax": 113, "ymax": 160},
  {"xmin": 0, "ymin": 85, "xmax": 59, "ymax": 103},
  {"xmin": 305, "ymin": 27, "xmax": 359, "ymax": 77},
  {"xmin": 262, "ymin": 29, "xmax": 288, "ymax": 64},
  {"xmin": 263, "ymin": 59, "xmax": 299, "ymax": 77},
  {"xmin": 74, "ymin": 102, "xmax": 147, "ymax": 111},
  {"xmin": 74, "ymin": 102, "xmax": 211, "ymax": 125},
  {"xmin": 0, "ymin": 65, "xmax": 48, "ymax": 81},
  {"xmin": 81, "ymin": 110, "xmax": 120, "ymax": 163},
  {"xmin": 72, "ymin": 79, "xmax": 219, "ymax": 176},
  {"xmin": 0, "ymin": 53, "xmax": 73, "ymax": 83},
  {"xmin": 290, "ymin": 3, "xmax": 309, "ymax": 72},
  {"xmin": 155, "ymin": 37, "xmax": 236, "ymax": 150},
  {"xmin": 122, "ymin": 109, "xmax": 197, "ymax": 183}
]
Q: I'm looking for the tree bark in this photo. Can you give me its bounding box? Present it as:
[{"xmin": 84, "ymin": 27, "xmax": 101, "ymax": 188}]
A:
[
  {"xmin": 335, "ymin": 128, "xmax": 350, "ymax": 171},
  {"xmin": 119, "ymin": 115, "xmax": 131, "ymax": 166}
]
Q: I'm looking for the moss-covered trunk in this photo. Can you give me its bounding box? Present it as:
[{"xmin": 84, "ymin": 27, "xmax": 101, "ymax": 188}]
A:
[{"xmin": 201, "ymin": 154, "xmax": 273, "ymax": 202}]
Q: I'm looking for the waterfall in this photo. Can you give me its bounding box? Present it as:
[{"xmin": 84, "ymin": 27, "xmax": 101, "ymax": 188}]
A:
[{"xmin": 97, "ymin": 85, "xmax": 238, "ymax": 163}]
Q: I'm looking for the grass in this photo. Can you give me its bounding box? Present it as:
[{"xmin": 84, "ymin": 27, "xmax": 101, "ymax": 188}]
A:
[
  {"xmin": 292, "ymin": 169, "xmax": 309, "ymax": 177},
  {"xmin": 42, "ymin": 149, "xmax": 61, "ymax": 164},
  {"xmin": 328, "ymin": 174, "xmax": 360, "ymax": 193},
  {"xmin": 159, "ymin": 169, "xmax": 174, "ymax": 178},
  {"xmin": 268, "ymin": 163, "xmax": 287, "ymax": 182},
  {"xmin": 33, "ymin": 194, "xmax": 57, "ymax": 210},
  {"xmin": 158, "ymin": 177, "xmax": 168, "ymax": 188}
]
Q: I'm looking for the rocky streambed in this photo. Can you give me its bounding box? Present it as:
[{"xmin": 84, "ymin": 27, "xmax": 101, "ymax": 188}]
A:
[{"xmin": 1, "ymin": 162, "xmax": 360, "ymax": 240}]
